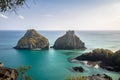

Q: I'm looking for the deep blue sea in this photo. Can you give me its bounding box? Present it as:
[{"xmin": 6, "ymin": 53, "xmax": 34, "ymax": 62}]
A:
[{"xmin": 0, "ymin": 30, "xmax": 120, "ymax": 80}]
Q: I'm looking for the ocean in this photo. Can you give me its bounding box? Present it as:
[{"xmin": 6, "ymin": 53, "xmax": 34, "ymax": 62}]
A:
[{"xmin": 0, "ymin": 30, "xmax": 120, "ymax": 80}]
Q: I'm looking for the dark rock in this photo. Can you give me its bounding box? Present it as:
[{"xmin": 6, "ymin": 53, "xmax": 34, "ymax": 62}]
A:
[
  {"xmin": 75, "ymin": 48, "xmax": 120, "ymax": 72},
  {"xmin": 75, "ymin": 48, "xmax": 113, "ymax": 62},
  {"xmin": 72, "ymin": 66, "xmax": 85, "ymax": 72},
  {"xmin": 0, "ymin": 67, "xmax": 18, "ymax": 80},
  {"xmin": 53, "ymin": 30, "xmax": 86, "ymax": 50},
  {"xmin": 14, "ymin": 29, "xmax": 49, "ymax": 50},
  {"xmin": 87, "ymin": 74, "xmax": 112, "ymax": 80},
  {"xmin": 0, "ymin": 62, "xmax": 3, "ymax": 67},
  {"xmin": 100, "ymin": 63, "xmax": 120, "ymax": 72}
]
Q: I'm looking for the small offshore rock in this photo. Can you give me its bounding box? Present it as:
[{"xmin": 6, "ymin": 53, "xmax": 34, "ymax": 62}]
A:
[{"xmin": 72, "ymin": 66, "xmax": 85, "ymax": 72}]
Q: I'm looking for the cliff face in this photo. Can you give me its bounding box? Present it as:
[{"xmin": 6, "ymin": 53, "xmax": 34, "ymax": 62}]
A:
[
  {"xmin": 14, "ymin": 29, "xmax": 49, "ymax": 50},
  {"xmin": 53, "ymin": 31, "xmax": 86, "ymax": 50},
  {"xmin": 0, "ymin": 67, "xmax": 18, "ymax": 80}
]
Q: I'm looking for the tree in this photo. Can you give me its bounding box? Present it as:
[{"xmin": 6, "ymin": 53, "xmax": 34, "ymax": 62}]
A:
[
  {"xmin": 0, "ymin": 0, "xmax": 26, "ymax": 12},
  {"xmin": 17, "ymin": 65, "xmax": 32, "ymax": 80}
]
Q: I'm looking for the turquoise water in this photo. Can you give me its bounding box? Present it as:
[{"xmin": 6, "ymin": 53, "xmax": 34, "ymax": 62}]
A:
[{"xmin": 0, "ymin": 30, "xmax": 120, "ymax": 80}]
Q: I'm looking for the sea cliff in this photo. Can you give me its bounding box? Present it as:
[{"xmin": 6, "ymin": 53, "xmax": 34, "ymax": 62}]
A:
[
  {"xmin": 14, "ymin": 29, "xmax": 49, "ymax": 50},
  {"xmin": 53, "ymin": 30, "xmax": 86, "ymax": 50}
]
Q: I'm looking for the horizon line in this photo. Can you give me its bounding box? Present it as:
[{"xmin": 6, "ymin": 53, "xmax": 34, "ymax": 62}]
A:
[{"xmin": 1, "ymin": 29, "xmax": 120, "ymax": 31}]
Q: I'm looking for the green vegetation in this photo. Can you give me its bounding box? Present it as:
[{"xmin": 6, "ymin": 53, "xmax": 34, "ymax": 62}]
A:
[
  {"xmin": 112, "ymin": 50, "xmax": 120, "ymax": 66},
  {"xmin": 77, "ymin": 48, "xmax": 114, "ymax": 62},
  {"xmin": 15, "ymin": 29, "xmax": 49, "ymax": 49},
  {"xmin": 93, "ymin": 49, "xmax": 120, "ymax": 66},
  {"xmin": 17, "ymin": 65, "xmax": 32, "ymax": 80},
  {"xmin": 0, "ymin": 0, "xmax": 26, "ymax": 12},
  {"xmin": 76, "ymin": 48, "xmax": 120, "ymax": 71},
  {"xmin": 66, "ymin": 75, "xmax": 87, "ymax": 80},
  {"xmin": 90, "ymin": 48, "xmax": 120, "ymax": 64},
  {"xmin": 92, "ymin": 48, "xmax": 113, "ymax": 60},
  {"xmin": 92, "ymin": 48, "xmax": 113, "ymax": 54}
]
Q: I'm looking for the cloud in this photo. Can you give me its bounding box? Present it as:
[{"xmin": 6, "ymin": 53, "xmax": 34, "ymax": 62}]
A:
[
  {"xmin": 18, "ymin": 15, "xmax": 24, "ymax": 19},
  {"xmin": 0, "ymin": 13, "xmax": 8, "ymax": 19}
]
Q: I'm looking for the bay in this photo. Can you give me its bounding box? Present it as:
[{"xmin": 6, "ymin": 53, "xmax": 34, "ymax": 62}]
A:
[{"xmin": 0, "ymin": 30, "xmax": 120, "ymax": 80}]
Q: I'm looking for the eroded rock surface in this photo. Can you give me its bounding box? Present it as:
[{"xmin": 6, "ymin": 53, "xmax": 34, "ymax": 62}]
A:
[
  {"xmin": 0, "ymin": 67, "xmax": 18, "ymax": 80},
  {"xmin": 53, "ymin": 31, "xmax": 86, "ymax": 50},
  {"xmin": 14, "ymin": 29, "xmax": 49, "ymax": 50}
]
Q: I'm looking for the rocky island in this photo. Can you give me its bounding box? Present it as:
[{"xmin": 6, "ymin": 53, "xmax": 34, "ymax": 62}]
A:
[
  {"xmin": 53, "ymin": 31, "xmax": 86, "ymax": 50},
  {"xmin": 14, "ymin": 29, "xmax": 49, "ymax": 50}
]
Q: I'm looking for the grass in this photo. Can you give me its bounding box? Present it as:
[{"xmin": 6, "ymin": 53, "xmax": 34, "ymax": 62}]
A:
[{"xmin": 66, "ymin": 74, "xmax": 87, "ymax": 80}]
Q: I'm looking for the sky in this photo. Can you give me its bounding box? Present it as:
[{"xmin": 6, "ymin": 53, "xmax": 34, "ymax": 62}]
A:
[{"xmin": 0, "ymin": 0, "xmax": 120, "ymax": 30}]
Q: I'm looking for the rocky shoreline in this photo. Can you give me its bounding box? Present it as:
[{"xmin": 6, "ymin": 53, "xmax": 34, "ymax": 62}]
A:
[
  {"xmin": 73, "ymin": 48, "xmax": 120, "ymax": 72},
  {"xmin": 86, "ymin": 74, "xmax": 113, "ymax": 80},
  {"xmin": 13, "ymin": 29, "xmax": 120, "ymax": 80},
  {"xmin": 0, "ymin": 63, "xmax": 18, "ymax": 80}
]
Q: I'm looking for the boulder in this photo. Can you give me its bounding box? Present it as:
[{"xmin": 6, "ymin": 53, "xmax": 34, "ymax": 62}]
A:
[
  {"xmin": 53, "ymin": 30, "xmax": 86, "ymax": 50},
  {"xmin": 0, "ymin": 67, "xmax": 18, "ymax": 80},
  {"xmin": 0, "ymin": 62, "xmax": 3, "ymax": 67},
  {"xmin": 14, "ymin": 29, "xmax": 49, "ymax": 50},
  {"xmin": 72, "ymin": 66, "xmax": 85, "ymax": 72}
]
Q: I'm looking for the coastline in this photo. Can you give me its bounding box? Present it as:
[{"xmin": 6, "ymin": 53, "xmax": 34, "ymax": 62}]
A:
[{"xmin": 0, "ymin": 30, "xmax": 120, "ymax": 80}]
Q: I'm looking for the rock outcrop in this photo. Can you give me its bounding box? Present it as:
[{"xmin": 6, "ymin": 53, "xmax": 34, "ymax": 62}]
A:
[
  {"xmin": 53, "ymin": 31, "xmax": 86, "ymax": 50},
  {"xmin": 75, "ymin": 48, "xmax": 113, "ymax": 61},
  {"xmin": 0, "ymin": 62, "xmax": 3, "ymax": 67},
  {"xmin": 72, "ymin": 66, "xmax": 85, "ymax": 72},
  {"xmin": 75, "ymin": 48, "xmax": 120, "ymax": 72},
  {"xmin": 14, "ymin": 29, "xmax": 49, "ymax": 50},
  {"xmin": 0, "ymin": 67, "xmax": 18, "ymax": 80},
  {"xmin": 87, "ymin": 74, "xmax": 112, "ymax": 80}
]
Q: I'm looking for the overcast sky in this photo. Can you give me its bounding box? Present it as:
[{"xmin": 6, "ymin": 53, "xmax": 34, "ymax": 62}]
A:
[{"xmin": 0, "ymin": 0, "xmax": 120, "ymax": 30}]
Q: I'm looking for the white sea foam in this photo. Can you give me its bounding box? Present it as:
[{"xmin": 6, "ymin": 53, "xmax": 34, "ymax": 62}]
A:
[
  {"xmin": 83, "ymin": 61, "xmax": 88, "ymax": 64},
  {"xmin": 94, "ymin": 64, "xmax": 99, "ymax": 68},
  {"xmin": 81, "ymin": 61, "xmax": 99, "ymax": 68}
]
